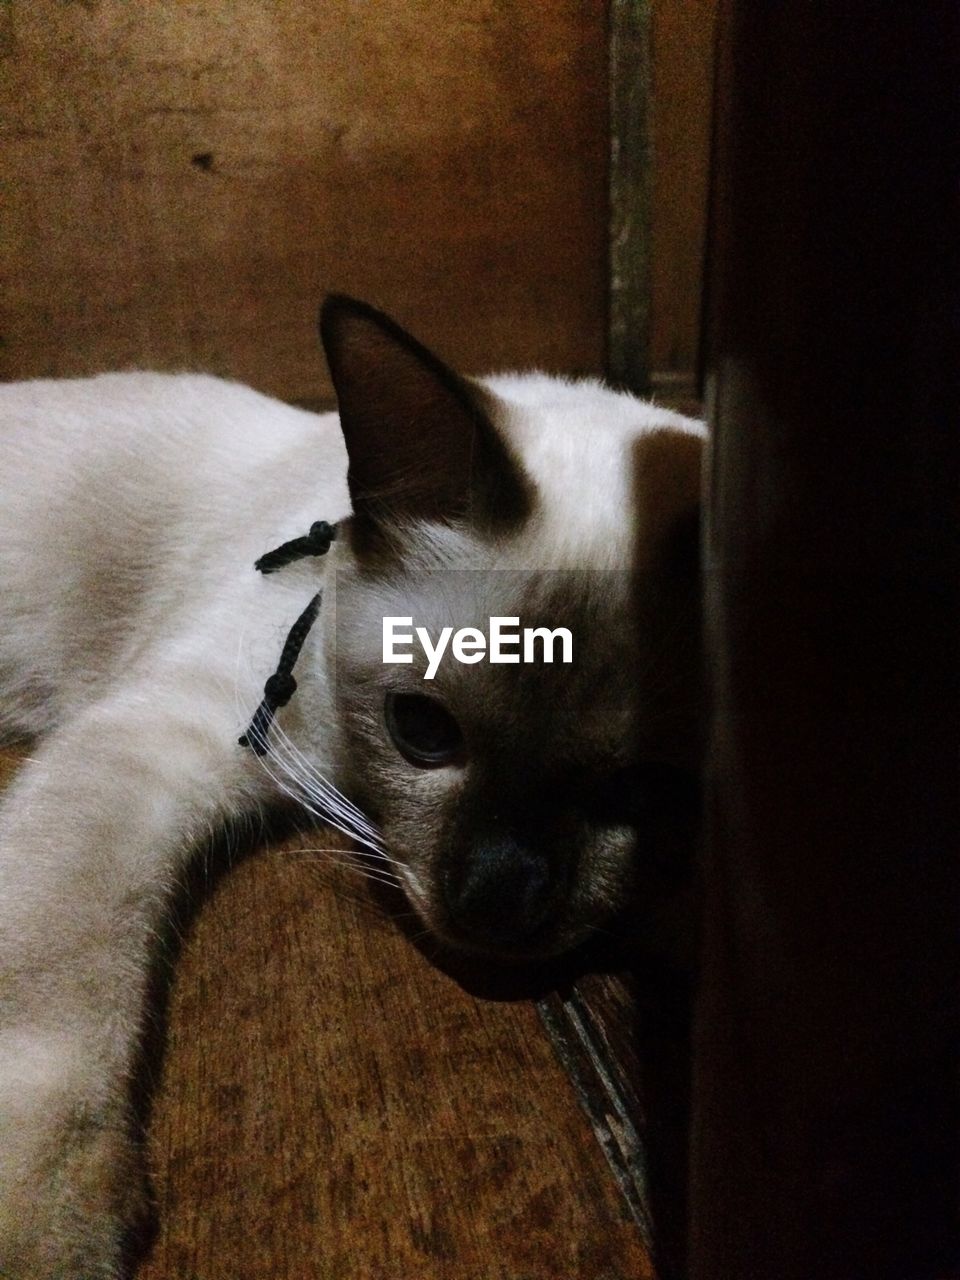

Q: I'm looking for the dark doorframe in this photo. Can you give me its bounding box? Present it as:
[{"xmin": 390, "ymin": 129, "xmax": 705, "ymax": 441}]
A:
[{"xmin": 692, "ymin": 4, "xmax": 960, "ymax": 1277}]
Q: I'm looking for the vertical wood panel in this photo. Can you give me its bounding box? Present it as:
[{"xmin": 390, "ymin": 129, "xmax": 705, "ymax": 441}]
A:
[
  {"xmin": 650, "ymin": 0, "xmax": 716, "ymax": 384},
  {"xmin": 609, "ymin": 0, "xmax": 717, "ymax": 397},
  {"xmin": 693, "ymin": 4, "xmax": 959, "ymax": 1277},
  {"xmin": 608, "ymin": 0, "xmax": 653, "ymax": 395}
]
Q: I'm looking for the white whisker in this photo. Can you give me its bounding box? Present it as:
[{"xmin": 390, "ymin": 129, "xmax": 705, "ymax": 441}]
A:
[
  {"xmin": 292, "ymin": 845, "xmax": 403, "ymax": 889},
  {"xmin": 232, "ymin": 630, "xmax": 397, "ymax": 872},
  {"xmin": 269, "ymin": 717, "xmax": 383, "ymax": 840}
]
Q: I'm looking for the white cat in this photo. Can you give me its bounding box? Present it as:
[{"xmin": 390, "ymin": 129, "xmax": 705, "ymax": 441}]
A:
[{"xmin": 0, "ymin": 296, "xmax": 704, "ymax": 1276}]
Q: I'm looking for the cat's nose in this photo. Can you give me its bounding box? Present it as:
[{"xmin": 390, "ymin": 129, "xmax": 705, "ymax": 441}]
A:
[{"xmin": 444, "ymin": 835, "xmax": 553, "ymax": 948}]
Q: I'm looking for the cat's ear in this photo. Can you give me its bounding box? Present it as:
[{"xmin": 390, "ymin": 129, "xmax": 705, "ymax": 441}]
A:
[{"xmin": 319, "ymin": 295, "xmax": 532, "ymax": 551}]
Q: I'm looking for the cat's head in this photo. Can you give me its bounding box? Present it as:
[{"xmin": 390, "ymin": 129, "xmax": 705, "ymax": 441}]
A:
[{"xmin": 318, "ymin": 295, "xmax": 703, "ymax": 960}]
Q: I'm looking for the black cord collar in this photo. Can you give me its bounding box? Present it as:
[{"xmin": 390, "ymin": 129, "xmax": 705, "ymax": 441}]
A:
[
  {"xmin": 240, "ymin": 521, "xmax": 338, "ymax": 756},
  {"xmin": 255, "ymin": 519, "xmax": 337, "ymax": 574}
]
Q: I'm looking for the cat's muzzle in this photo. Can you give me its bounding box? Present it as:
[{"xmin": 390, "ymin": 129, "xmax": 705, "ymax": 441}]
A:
[{"xmin": 440, "ymin": 834, "xmax": 560, "ymax": 953}]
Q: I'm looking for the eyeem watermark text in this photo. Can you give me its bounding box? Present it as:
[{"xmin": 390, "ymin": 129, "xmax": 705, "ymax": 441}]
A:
[{"xmin": 383, "ymin": 616, "xmax": 573, "ymax": 680}]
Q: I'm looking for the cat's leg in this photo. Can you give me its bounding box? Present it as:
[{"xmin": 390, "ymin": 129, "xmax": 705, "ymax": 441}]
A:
[{"xmin": 0, "ymin": 667, "xmax": 264, "ymax": 1278}]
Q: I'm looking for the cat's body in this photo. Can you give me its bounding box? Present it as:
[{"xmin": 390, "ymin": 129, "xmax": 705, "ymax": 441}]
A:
[{"xmin": 0, "ymin": 298, "xmax": 704, "ymax": 1276}]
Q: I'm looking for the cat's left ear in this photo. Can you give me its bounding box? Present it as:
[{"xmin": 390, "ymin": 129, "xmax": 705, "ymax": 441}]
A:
[{"xmin": 319, "ymin": 295, "xmax": 532, "ymax": 549}]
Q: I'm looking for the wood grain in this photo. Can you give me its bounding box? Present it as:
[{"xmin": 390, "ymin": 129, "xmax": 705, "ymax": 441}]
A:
[
  {"xmin": 649, "ymin": 0, "xmax": 717, "ymax": 380},
  {"xmin": 136, "ymin": 831, "xmax": 655, "ymax": 1279},
  {"xmin": 0, "ymin": 0, "xmax": 608, "ymax": 401},
  {"xmin": 608, "ymin": 0, "xmax": 653, "ymax": 395}
]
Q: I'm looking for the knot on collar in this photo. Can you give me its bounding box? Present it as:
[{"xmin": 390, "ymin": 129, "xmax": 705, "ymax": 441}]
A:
[
  {"xmin": 306, "ymin": 520, "xmax": 336, "ymax": 553},
  {"xmin": 241, "ymin": 520, "xmax": 338, "ymax": 756},
  {"xmin": 263, "ymin": 670, "xmax": 297, "ymax": 706},
  {"xmin": 255, "ymin": 520, "xmax": 338, "ymax": 575},
  {"xmin": 239, "ymin": 588, "xmax": 323, "ymax": 756}
]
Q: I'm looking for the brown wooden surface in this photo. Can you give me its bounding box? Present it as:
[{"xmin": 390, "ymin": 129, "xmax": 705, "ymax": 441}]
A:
[
  {"xmin": 1, "ymin": 1, "xmax": 608, "ymax": 400},
  {"xmin": 0, "ymin": 745, "xmax": 654, "ymax": 1278},
  {"xmin": 539, "ymin": 965, "xmax": 691, "ymax": 1276},
  {"xmin": 608, "ymin": 0, "xmax": 653, "ymax": 395},
  {"xmin": 692, "ymin": 4, "xmax": 960, "ymax": 1277},
  {"xmin": 649, "ymin": 0, "xmax": 716, "ymax": 382},
  {"xmin": 139, "ymin": 840, "xmax": 653, "ymax": 1278},
  {"xmin": 2, "ymin": 1, "xmax": 718, "ymax": 402}
]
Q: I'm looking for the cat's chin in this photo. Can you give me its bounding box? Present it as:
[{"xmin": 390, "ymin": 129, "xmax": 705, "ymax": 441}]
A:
[
  {"xmin": 437, "ymin": 929, "xmax": 579, "ymax": 964},
  {"xmin": 418, "ymin": 906, "xmax": 589, "ymax": 964}
]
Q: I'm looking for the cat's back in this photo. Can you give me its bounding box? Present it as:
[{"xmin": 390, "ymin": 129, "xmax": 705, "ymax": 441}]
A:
[
  {"xmin": 0, "ymin": 369, "xmax": 323, "ymax": 486},
  {"xmin": 0, "ymin": 370, "xmax": 343, "ymax": 575},
  {"xmin": 0, "ymin": 372, "xmax": 346, "ymax": 736}
]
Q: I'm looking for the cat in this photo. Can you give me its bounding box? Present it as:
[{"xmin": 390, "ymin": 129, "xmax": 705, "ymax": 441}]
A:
[{"xmin": 0, "ymin": 295, "xmax": 704, "ymax": 1277}]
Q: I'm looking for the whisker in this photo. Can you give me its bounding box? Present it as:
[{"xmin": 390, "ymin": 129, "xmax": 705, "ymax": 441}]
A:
[
  {"xmin": 292, "ymin": 846, "xmax": 403, "ymax": 889},
  {"xmin": 230, "ymin": 618, "xmax": 424, "ymax": 927},
  {"xmin": 232, "ymin": 635, "xmax": 396, "ymax": 870},
  {"xmin": 269, "ymin": 730, "xmax": 384, "ymax": 846},
  {"xmin": 259, "ymin": 722, "xmax": 395, "ymax": 864},
  {"xmin": 268, "ymin": 717, "xmax": 384, "ymax": 841}
]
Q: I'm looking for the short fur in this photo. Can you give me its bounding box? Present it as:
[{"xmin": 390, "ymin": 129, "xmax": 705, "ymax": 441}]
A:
[{"xmin": 0, "ymin": 296, "xmax": 704, "ymax": 1275}]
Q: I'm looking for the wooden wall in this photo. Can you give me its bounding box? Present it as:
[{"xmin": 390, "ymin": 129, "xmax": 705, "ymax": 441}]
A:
[
  {"xmin": 650, "ymin": 0, "xmax": 716, "ymax": 383},
  {"xmin": 1, "ymin": 3, "xmax": 714, "ymax": 403},
  {"xmin": 1, "ymin": 1, "xmax": 608, "ymax": 402}
]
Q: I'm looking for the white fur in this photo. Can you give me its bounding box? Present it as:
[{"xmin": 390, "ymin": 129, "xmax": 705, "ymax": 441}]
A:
[
  {"xmin": 0, "ymin": 369, "xmax": 701, "ymax": 1275},
  {"xmin": 485, "ymin": 372, "xmax": 705, "ymax": 569}
]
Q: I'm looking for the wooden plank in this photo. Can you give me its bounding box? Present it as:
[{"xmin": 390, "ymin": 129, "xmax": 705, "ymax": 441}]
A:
[
  {"xmin": 611, "ymin": 0, "xmax": 717, "ymax": 391},
  {"xmin": 539, "ymin": 980, "xmax": 651, "ymax": 1240},
  {"xmin": 608, "ymin": 0, "xmax": 653, "ymax": 395},
  {"xmin": 0, "ymin": 1, "xmax": 608, "ymax": 401},
  {"xmin": 133, "ymin": 829, "xmax": 656, "ymax": 1279},
  {"xmin": 539, "ymin": 965, "xmax": 692, "ymax": 1280},
  {"xmin": 649, "ymin": 0, "xmax": 717, "ymax": 381}
]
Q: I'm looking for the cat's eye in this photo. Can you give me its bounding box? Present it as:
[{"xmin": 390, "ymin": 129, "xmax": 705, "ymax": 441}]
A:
[{"xmin": 385, "ymin": 692, "xmax": 464, "ymax": 767}]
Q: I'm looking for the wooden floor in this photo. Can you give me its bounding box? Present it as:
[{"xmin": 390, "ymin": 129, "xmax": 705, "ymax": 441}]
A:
[{"xmin": 1, "ymin": 747, "xmax": 657, "ymax": 1278}]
